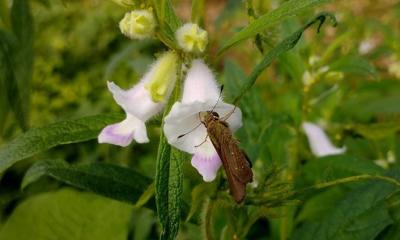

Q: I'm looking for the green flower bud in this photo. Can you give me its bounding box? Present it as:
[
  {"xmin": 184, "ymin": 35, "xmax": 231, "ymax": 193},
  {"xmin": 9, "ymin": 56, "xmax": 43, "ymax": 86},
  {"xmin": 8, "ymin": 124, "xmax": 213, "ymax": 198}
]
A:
[
  {"xmin": 119, "ymin": 10, "xmax": 156, "ymax": 40},
  {"xmin": 144, "ymin": 52, "xmax": 178, "ymax": 102},
  {"xmin": 175, "ymin": 23, "xmax": 208, "ymax": 53}
]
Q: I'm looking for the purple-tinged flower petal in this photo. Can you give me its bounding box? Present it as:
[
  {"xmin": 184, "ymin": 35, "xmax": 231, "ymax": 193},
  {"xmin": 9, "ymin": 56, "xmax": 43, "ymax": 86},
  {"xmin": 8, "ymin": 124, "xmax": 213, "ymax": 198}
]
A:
[
  {"xmin": 191, "ymin": 151, "xmax": 222, "ymax": 182},
  {"xmin": 98, "ymin": 114, "xmax": 148, "ymax": 146}
]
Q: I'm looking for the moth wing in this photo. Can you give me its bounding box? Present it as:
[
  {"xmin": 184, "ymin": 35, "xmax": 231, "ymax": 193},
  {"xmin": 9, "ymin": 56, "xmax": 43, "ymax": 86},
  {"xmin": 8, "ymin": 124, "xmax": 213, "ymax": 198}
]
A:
[{"xmin": 209, "ymin": 123, "xmax": 253, "ymax": 203}]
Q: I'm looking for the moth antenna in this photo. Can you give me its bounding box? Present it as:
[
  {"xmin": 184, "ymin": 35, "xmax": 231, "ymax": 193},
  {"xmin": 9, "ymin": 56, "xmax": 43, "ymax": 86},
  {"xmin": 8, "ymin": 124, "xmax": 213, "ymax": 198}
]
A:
[
  {"xmin": 221, "ymin": 105, "xmax": 237, "ymax": 121},
  {"xmin": 177, "ymin": 112, "xmax": 204, "ymax": 139},
  {"xmin": 210, "ymin": 85, "xmax": 224, "ymax": 112},
  {"xmin": 177, "ymin": 122, "xmax": 202, "ymax": 139}
]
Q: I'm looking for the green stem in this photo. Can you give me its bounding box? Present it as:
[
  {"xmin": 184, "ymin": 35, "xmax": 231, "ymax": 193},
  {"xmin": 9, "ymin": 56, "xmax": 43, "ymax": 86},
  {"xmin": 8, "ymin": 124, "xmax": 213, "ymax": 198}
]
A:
[
  {"xmin": 248, "ymin": 174, "xmax": 400, "ymax": 205},
  {"xmin": 298, "ymin": 174, "xmax": 400, "ymax": 192},
  {"xmin": 0, "ymin": 0, "xmax": 10, "ymax": 29},
  {"xmin": 204, "ymin": 199, "xmax": 214, "ymax": 240}
]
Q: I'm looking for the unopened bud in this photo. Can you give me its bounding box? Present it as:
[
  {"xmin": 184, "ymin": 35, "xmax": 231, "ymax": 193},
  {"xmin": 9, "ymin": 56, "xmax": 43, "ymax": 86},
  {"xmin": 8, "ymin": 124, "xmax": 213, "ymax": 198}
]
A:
[
  {"xmin": 119, "ymin": 10, "xmax": 156, "ymax": 40},
  {"xmin": 175, "ymin": 23, "xmax": 208, "ymax": 53}
]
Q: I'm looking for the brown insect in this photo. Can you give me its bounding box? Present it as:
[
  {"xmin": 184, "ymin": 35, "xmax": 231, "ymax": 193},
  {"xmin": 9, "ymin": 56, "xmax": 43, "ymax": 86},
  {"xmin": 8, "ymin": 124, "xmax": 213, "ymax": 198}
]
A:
[
  {"xmin": 200, "ymin": 110, "xmax": 253, "ymax": 203},
  {"xmin": 178, "ymin": 87, "xmax": 253, "ymax": 203}
]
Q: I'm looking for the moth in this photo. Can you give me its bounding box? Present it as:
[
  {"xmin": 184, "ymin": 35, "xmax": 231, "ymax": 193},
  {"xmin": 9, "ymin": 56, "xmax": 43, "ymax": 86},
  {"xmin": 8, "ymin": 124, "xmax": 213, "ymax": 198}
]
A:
[
  {"xmin": 200, "ymin": 110, "xmax": 253, "ymax": 203},
  {"xmin": 179, "ymin": 87, "xmax": 253, "ymax": 203}
]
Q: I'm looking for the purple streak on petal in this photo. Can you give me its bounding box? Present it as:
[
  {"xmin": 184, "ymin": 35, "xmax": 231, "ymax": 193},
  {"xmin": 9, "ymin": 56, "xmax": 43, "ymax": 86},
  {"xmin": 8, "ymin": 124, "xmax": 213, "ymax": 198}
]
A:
[
  {"xmin": 98, "ymin": 123, "xmax": 134, "ymax": 147},
  {"xmin": 191, "ymin": 152, "xmax": 222, "ymax": 182}
]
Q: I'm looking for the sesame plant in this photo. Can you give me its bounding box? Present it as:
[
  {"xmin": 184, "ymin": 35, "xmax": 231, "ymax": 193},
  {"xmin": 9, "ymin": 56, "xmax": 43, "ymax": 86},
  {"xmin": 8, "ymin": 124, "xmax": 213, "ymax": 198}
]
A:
[{"xmin": 1, "ymin": 0, "xmax": 400, "ymax": 239}]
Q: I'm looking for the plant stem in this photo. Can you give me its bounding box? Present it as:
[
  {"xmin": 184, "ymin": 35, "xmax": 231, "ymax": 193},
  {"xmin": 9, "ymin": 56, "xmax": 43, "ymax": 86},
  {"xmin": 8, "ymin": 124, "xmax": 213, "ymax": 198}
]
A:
[{"xmin": 204, "ymin": 199, "xmax": 214, "ymax": 240}]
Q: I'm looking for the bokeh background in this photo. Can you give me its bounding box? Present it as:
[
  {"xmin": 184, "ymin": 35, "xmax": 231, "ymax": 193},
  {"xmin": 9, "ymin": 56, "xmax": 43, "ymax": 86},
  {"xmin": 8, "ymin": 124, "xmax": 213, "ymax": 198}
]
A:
[{"xmin": 1, "ymin": 0, "xmax": 400, "ymax": 239}]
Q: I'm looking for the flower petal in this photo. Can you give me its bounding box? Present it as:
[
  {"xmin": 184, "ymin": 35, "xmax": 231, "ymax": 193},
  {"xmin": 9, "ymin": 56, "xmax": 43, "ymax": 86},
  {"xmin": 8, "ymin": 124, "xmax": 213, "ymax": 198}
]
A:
[
  {"xmin": 107, "ymin": 81, "xmax": 163, "ymax": 121},
  {"xmin": 191, "ymin": 151, "xmax": 222, "ymax": 182},
  {"xmin": 182, "ymin": 60, "xmax": 220, "ymax": 104},
  {"xmin": 98, "ymin": 114, "xmax": 149, "ymax": 146},
  {"xmin": 302, "ymin": 122, "xmax": 346, "ymax": 157}
]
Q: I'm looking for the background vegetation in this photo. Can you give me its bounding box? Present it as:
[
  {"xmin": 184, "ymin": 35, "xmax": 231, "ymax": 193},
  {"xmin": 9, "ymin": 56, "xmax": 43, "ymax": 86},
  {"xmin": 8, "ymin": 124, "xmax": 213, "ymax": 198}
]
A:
[{"xmin": 1, "ymin": 0, "xmax": 400, "ymax": 239}]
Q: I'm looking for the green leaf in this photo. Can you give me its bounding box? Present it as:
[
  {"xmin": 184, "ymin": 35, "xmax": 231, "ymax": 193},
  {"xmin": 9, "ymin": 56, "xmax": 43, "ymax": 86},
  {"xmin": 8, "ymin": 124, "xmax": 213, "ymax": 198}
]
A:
[
  {"xmin": 0, "ymin": 31, "xmax": 13, "ymax": 134},
  {"xmin": 186, "ymin": 183, "xmax": 215, "ymax": 222},
  {"xmin": 296, "ymin": 187, "xmax": 346, "ymax": 222},
  {"xmin": 191, "ymin": 0, "xmax": 205, "ymax": 24},
  {"xmin": 218, "ymin": 0, "xmax": 330, "ymax": 54},
  {"xmin": 21, "ymin": 159, "xmax": 152, "ymax": 204},
  {"xmin": 303, "ymin": 155, "xmax": 383, "ymax": 183},
  {"xmin": 0, "ymin": 30, "xmax": 26, "ymax": 131},
  {"xmin": 352, "ymin": 122, "xmax": 400, "ymax": 140},
  {"xmin": 155, "ymin": 133, "xmax": 185, "ymax": 240},
  {"xmin": 233, "ymin": 12, "xmax": 337, "ymax": 103},
  {"xmin": 152, "ymin": 0, "xmax": 181, "ymax": 49},
  {"xmin": 292, "ymin": 172, "xmax": 398, "ymax": 240},
  {"xmin": 0, "ymin": 113, "xmax": 123, "ymax": 174},
  {"xmin": 0, "ymin": 188, "xmax": 133, "ymax": 240},
  {"xmin": 155, "ymin": 62, "xmax": 185, "ymax": 239},
  {"xmin": 329, "ymin": 55, "xmax": 376, "ymax": 77},
  {"xmin": 10, "ymin": 0, "xmax": 34, "ymax": 130}
]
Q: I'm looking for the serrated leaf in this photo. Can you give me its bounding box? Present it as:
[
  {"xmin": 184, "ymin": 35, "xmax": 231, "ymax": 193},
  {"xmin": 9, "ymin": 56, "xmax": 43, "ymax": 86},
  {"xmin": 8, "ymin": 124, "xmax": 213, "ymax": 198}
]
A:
[
  {"xmin": 21, "ymin": 159, "xmax": 152, "ymax": 204},
  {"xmin": 233, "ymin": 12, "xmax": 337, "ymax": 103},
  {"xmin": 218, "ymin": 0, "xmax": 330, "ymax": 54},
  {"xmin": 155, "ymin": 62, "xmax": 185, "ymax": 239},
  {"xmin": 303, "ymin": 155, "xmax": 383, "ymax": 183},
  {"xmin": 0, "ymin": 188, "xmax": 133, "ymax": 240},
  {"xmin": 0, "ymin": 114, "xmax": 123, "ymax": 174},
  {"xmin": 155, "ymin": 134, "xmax": 186, "ymax": 240}
]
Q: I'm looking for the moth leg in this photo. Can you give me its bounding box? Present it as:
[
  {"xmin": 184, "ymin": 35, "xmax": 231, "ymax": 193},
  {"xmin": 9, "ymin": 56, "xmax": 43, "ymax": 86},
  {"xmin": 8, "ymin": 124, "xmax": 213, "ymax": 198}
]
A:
[{"xmin": 195, "ymin": 133, "xmax": 209, "ymax": 147}]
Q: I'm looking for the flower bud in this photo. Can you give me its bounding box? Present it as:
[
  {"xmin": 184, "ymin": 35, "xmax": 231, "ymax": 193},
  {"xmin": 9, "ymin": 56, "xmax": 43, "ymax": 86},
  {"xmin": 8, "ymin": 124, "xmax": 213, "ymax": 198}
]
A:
[
  {"xmin": 144, "ymin": 52, "xmax": 178, "ymax": 102},
  {"xmin": 175, "ymin": 23, "xmax": 208, "ymax": 53},
  {"xmin": 119, "ymin": 10, "xmax": 156, "ymax": 40}
]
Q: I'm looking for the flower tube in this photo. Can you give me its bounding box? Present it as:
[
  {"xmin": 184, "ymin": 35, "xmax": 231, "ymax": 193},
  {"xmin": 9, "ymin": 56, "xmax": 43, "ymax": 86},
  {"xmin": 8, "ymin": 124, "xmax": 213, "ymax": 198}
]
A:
[{"xmin": 99, "ymin": 52, "xmax": 178, "ymax": 147}]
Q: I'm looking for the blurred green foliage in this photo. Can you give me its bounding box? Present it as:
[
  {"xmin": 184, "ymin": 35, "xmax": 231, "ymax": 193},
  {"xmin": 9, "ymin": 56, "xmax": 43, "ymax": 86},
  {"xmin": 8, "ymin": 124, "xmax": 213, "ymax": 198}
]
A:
[{"xmin": 1, "ymin": 0, "xmax": 400, "ymax": 239}]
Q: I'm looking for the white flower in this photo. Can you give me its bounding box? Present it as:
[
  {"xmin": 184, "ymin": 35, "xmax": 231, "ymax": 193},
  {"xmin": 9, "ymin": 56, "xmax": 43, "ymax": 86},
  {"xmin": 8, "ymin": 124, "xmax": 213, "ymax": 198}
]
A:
[
  {"xmin": 302, "ymin": 122, "xmax": 346, "ymax": 157},
  {"xmin": 164, "ymin": 60, "xmax": 242, "ymax": 182},
  {"xmin": 175, "ymin": 23, "xmax": 208, "ymax": 53},
  {"xmin": 358, "ymin": 39, "xmax": 376, "ymax": 55},
  {"xmin": 98, "ymin": 52, "xmax": 178, "ymax": 147},
  {"xmin": 119, "ymin": 10, "xmax": 156, "ymax": 40}
]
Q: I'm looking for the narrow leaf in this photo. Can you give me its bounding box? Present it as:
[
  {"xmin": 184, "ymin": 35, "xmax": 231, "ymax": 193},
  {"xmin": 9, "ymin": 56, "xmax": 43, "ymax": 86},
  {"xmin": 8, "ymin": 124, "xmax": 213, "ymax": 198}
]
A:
[
  {"xmin": 22, "ymin": 159, "xmax": 152, "ymax": 204},
  {"xmin": 218, "ymin": 0, "xmax": 330, "ymax": 54},
  {"xmin": 234, "ymin": 12, "xmax": 337, "ymax": 104},
  {"xmin": 10, "ymin": 0, "xmax": 34, "ymax": 130},
  {"xmin": 0, "ymin": 114, "xmax": 123, "ymax": 174},
  {"xmin": 155, "ymin": 62, "xmax": 184, "ymax": 239}
]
